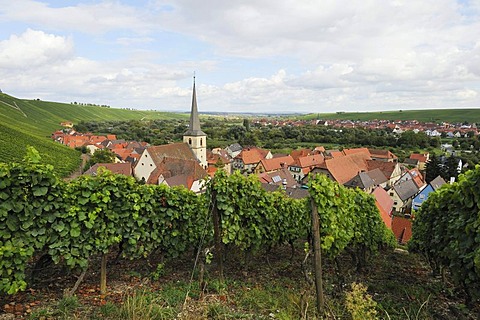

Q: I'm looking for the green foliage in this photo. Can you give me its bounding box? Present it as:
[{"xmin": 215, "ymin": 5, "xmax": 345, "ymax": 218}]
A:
[
  {"xmin": 0, "ymin": 150, "xmax": 64, "ymax": 294},
  {"xmin": 209, "ymin": 170, "xmax": 309, "ymax": 252},
  {"xmin": 411, "ymin": 165, "xmax": 480, "ymax": 302}
]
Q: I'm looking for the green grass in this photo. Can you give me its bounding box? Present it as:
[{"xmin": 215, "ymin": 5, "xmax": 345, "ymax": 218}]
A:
[{"xmin": 300, "ymin": 109, "xmax": 480, "ymax": 123}]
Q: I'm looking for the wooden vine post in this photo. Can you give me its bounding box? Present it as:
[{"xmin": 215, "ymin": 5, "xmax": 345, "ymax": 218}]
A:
[
  {"xmin": 211, "ymin": 185, "xmax": 224, "ymax": 281},
  {"xmin": 100, "ymin": 254, "xmax": 107, "ymax": 295},
  {"xmin": 310, "ymin": 198, "xmax": 324, "ymax": 315}
]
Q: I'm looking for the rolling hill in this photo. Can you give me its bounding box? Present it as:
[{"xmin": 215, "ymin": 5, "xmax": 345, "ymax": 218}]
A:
[
  {"xmin": 0, "ymin": 93, "xmax": 188, "ymax": 177},
  {"xmin": 301, "ymin": 109, "xmax": 480, "ymax": 123}
]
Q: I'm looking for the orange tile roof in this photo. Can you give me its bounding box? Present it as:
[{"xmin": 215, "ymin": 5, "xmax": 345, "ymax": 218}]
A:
[
  {"xmin": 236, "ymin": 147, "xmax": 270, "ymax": 165},
  {"xmin": 144, "ymin": 143, "xmax": 198, "ymax": 165},
  {"xmin": 369, "ymin": 149, "xmax": 398, "ymax": 160},
  {"xmin": 409, "ymin": 153, "xmax": 428, "ymax": 163},
  {"xmin": 372, "ymin": 187, "xmax": 393, "ymax": 228},
  {"xmin": 323, "ymin": 153, "xmax": 370, "ymax": 185},
  {"xmin": 259, "ymin": 155, "xmax": 295, "ymax": 172},
  {"xmin": 343, "ymin": 148, "xmax": 370, "ymax": 156},
  {"xmin": 391, "ymin": 216, "xmax": 412, "ymax": 244},
  {"xmin": 367, "ymin": 160, "xmax": 397, "ymax": 179},
  {"xmin": 84, "ymin": 163, "xmax": 132, "ymax": 176},
  {"xmin": 329, "ymin": 151, "xmax": 344, "ymax": 158},
  {"xmin": 290, "ymin": 148, "xmax": 313, "ymax": 160},
  {"xmin": 147, "ymin": 157, "xmax": 207, "ymax": 187}
]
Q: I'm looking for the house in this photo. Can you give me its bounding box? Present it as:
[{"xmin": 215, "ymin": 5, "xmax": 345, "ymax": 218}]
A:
[
  {"xmin": 254, "ymin": 155, "xmax": 295, "ymax": 175},
  {"xmin": 365, "ymin": 168, "xmax": 389, "ymax": 188},
  {"xmin": 411, "ymin": 175, "xmax": 446, "ymax": 211},
  {"xmin": 388, "ymin": 179, "xmax": 419, "ymax": 215},
  {"xmin": 257, "ymin": 167, "xmax": 298, "ymax": 189},
  {"xmin": 344, "ymin": 172, "xmax": 375, "ymax": 192},
  {"xmin": 367, "ymin": 160, "xmax": 402, "ymax": 187},
  {"xmin": 84, "ymin": 162, "xmax": 133, "ymax": 176},
  {"xmin": 207, "ymin": 150, "xmax": 231, "ymax": 177},
  {"xmin": 288, "ymin": 154, "xmax": 325, "ymax": 182},
  {"xmin": 313, "ymin": 152, "xmax": 370, "ymax": 186},
  {"xmin": 147, "ymin": 157, "xmax": 207, "ymax": 192},
  {"xmin": 368, "ymin": 149, "xmax": 398, "ymax": 162},
  {"xmin": 409, "ymin": 153, "xmax": 429, "ymax": 171},
  {"xmin": 372, "ymin": 186, "xmax": 394, "ymax": 229},
  {"xmin": 233, "ymin": 147, "xmax": 272, "ymax": 173},
  {"xmin": 226, "ymin": 143, "xmax": 243, "ymax": 159},
  {"xmin": 391, "ymin": 216, "xmax": 412, "ymax": 244}
]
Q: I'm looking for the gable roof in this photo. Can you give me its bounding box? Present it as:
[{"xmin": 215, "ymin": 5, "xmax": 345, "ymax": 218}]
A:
[
  {"xmin": 84, "ymin": 163, "xmax": 132, "ymax": 176},
  {"xmin": 344, "ymin": 172, "xmax": 375, "ymax": 190},
  {"xmin": 236, "ymin": 147, "xmax": 270, "ymax": 165},
  {"xmin": 372, "ymin": 186, "xmax": 394, "ymax": 226},
  {"xmin": 259, "ymin": 155, "xmax": 295, "ymax": 172},
  {"xmin": 391, "ymin": 216, "xmax": 412, "ymax": 244},
  {"xmin": 409, "ymin": 153, "xmax": 428, "ymax": 163},
  {"xmin": 393, "ymin": 179, "xmax": 419, "ymax": 201},
  {"xmin": 139, "ymin": 143, "xmax": 198, "ymax": 169},
  {"xmin": 368, "ymin": 149, "xmax": 398, "ymax": 160},
  {"xmin": 147, "ymin": 157, "xmax": 207, "ymax": 187},
  {"xmin": 290, "ymin": 148, "xmax": 313, "ymax": 160},
  {"xmin": 430, "ymin": 175, "xmax": 446, "ymax": 190},
  {"xmin": 322, "ymin": 153, "xmax": 370, "ymax": 185},
  {"xmin": 258, "ymin": 168, "xmax": 297, "ymax": 188},
  {"xmin": 367, "ymin": 160, "xmax": 398, "ymax": 179},
  {"xmin": 365, "ymin": 168, "xmax": 388, "ymax": 185}
]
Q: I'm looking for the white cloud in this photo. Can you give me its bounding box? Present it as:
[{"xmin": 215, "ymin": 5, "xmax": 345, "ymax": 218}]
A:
[
  {"xmin": 0, "ymin": 0, "xmax": 154, "ymax": 34},
  {"xmin": 0, "ymin": 1, "xmax": 480, "ymax": 113},
  {"xmin": 0, "ymin": 29, "xmax": 73, "ymax": 69}
]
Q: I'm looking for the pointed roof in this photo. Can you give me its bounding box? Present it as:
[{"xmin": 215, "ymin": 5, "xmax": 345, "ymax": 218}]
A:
[{"xmin": 184, "ymin": 76, "xmax": 206, "ymax": 136}]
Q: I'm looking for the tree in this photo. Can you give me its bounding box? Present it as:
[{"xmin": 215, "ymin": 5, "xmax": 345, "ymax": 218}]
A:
[
  {"xmin": 243, "ymin": 118, "xmax": 250, "ymax": 132},
  {"xmin": 425, "ymin": 153, "xmax": 441, "ymax": 183},
  {"xmin": 84, "ymin": 149, "xmax": 116, "ymax": 171}
]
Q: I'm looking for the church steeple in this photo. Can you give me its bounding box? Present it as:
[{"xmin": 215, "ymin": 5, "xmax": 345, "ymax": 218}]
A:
[
  {"xmin": 185, "ymin": 75, "xmax": 206, "ymax": 136},
  {"xmin": 183, "ymin": 75, "xmax": 207, "ymax": 168}
]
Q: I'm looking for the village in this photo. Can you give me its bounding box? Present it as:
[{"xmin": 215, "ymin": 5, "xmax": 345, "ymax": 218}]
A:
[{"xmin": 50, "ymin": 84, "xmax": 460, "ymax": 250}]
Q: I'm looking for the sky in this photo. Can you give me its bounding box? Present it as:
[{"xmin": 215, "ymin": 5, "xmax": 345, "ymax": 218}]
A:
[{"xmin": 0, "ymin": 0, "xmax": 479, "ymax": 114}]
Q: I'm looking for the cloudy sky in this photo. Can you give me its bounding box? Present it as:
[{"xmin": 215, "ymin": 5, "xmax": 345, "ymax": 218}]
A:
[{"xmin": 0, "ymin": 0, "xmax": 479, "ymax": 113}]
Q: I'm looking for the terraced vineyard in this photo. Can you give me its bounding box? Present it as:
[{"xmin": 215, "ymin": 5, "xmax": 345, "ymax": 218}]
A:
[{"xmin": 0, "ymin": 93, "xmax": 188, "ymax": 177}]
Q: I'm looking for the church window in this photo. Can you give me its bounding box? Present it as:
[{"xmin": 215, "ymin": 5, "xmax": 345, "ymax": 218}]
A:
[{"xmin": 200, "ymin": 138, "xmax": 203, "ymax": 146}]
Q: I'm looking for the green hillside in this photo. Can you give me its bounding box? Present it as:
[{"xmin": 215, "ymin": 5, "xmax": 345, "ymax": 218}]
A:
[
  {"xmin": 301, "ymin": 109, "xmax": 480, "ymax": 123},
  {"xmin": 0, "ymin": 93, "xmax": 188, "ymax": 177}
]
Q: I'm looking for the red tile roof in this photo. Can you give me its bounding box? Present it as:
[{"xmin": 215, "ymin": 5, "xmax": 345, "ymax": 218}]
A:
[
  {"xmin": 391, "ymin": 216, "xmax": 412, "ymax": 244},
  {"xmin": 259, "ymin": 155, "xmax": 295, "ymax": 172},
  {"xmin": 372, "ymin": 187, "xmax": 393, "ymax": 228},
  {"xmin": 84, "ymin": 163, "xmax": 132, "ymax": 176},
  {"xmin": 409, "ymin": 153, "xmax": 428, "ymax": 163},
  {"xmin": 147, "ymin": 157, "xmax": 207, "ymax": 187},
  {"xmin": 236, "ymin": 147, "xmax": 270, "ymax": 165},
  {"xmin": 367, "ymin": 160, "xmax": 397, "ymax": 179},
  {"xmin": 323, "ymin": 153, "xmax": 370, "ymax": 185}
]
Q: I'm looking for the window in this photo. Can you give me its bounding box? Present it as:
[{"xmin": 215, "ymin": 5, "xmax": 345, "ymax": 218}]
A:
[
  {"xmin": 189, "ymin": 138, "xmax": 192, "ymax": 145},
  {"xmin": 200, "ymin": 138, "xmax": 203, "ymax": 146}
]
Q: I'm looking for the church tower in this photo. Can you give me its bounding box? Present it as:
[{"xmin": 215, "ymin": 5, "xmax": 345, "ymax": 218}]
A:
[{"xmin": 183, "ymin": 76, "xmax": 207, "ymax": 168}]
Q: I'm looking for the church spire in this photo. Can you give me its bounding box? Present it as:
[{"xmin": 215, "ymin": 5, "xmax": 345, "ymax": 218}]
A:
[{"xmin": 185, "ymin": 74, "xmax": 205, "ymax": 136}]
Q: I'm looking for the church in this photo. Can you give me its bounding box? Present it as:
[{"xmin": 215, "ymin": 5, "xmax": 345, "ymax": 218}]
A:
[{"xmin": 133, "ymin": 78, "xmax": 208, "ymax": 192}]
